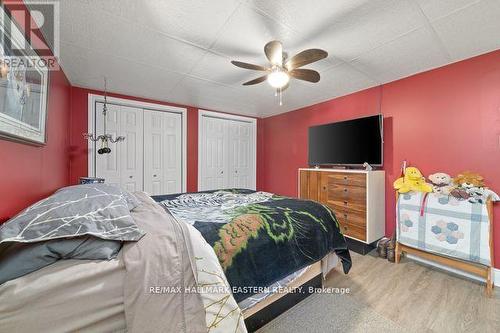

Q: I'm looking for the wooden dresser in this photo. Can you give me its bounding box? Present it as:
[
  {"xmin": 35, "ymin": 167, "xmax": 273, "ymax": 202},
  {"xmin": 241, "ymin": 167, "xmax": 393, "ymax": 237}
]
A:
[{"xmin": 299, "ymin": 168, "xmax": 385, "ymax": 250}]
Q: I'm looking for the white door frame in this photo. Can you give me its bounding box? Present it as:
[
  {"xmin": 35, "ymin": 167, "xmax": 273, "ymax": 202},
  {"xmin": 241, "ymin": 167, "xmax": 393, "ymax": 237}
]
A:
[
  {"xmin": 198, "ymin": 110, "xmax": 257, "ymax": 191},
  {"xmin": 87, "ymin": 93, "xmax": 188, "ymax": 192}
]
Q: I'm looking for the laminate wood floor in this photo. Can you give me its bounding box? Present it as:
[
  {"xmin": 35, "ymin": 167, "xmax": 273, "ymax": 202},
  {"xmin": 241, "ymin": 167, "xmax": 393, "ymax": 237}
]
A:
[{"xmin": 324, "ymin": 251, "xmax": 500, "ymax": 333}]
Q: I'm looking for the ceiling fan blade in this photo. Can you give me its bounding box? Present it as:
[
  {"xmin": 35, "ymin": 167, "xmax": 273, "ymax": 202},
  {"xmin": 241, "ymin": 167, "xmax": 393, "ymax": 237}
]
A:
[
  {"xmin": 285, "ymin": 49, "xmax": 328, "ymax": 70},
  {"xmin": 231, "ymin": 60, "xmax": 268, "ymax": 71},
  {"xmin": 289, "ymin": 69, "xmax": 321, "ymax": 83},
  {"xmin": 243, "ymin": 75, "xmax": 268, "ymax": 85},
  {"xmin": 264, "ymin": 40, "xmax": 283, "ymax": 66}
]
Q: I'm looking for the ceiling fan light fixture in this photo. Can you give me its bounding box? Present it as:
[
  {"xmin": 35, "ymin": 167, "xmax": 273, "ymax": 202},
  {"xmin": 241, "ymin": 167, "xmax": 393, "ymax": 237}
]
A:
[
  {"xmin": 267, "ymin": 69, "xmax": 289, "ymax": 89},
  {"xmin": 231, "ymin": 41, "xmax": 327, "ymax": 106}
]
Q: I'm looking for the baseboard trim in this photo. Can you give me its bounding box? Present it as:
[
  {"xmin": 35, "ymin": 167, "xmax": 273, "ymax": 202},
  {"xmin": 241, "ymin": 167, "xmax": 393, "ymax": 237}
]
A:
[{"xmin": 406, "ymin": 254, "xmax": 500, "ymax": 287}]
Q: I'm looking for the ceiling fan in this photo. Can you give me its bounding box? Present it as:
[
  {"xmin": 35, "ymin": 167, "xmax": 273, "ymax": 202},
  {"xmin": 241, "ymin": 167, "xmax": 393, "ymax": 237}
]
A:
[{"xmin": 231, "ymin": 40, "xmax": 328, "ymax": 105}]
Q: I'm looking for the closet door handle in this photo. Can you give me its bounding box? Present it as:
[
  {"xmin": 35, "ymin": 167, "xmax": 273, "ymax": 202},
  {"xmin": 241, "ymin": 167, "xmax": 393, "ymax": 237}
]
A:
[
  {"xmin": 153, "ymin": 174, "xmax": 157, "ymax": 178},
  {"xmin": 220, "ymin": 171, "xmax": 224, "ymax": 175},
  {"xmin": 129, "ymin": 176, "xmax": 133, "ymax": 179}
]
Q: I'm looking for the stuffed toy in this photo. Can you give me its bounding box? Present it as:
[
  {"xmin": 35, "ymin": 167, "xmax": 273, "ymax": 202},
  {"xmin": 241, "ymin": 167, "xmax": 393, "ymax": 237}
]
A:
[
  {"xmin": 451, "ymin": 172, "xmax": 486, "ymax": 203},
  {"xmin": 428, "ymin": 172, "xmax": 453, "ymax": 195},
  {"xmin": 393, "ymin": 167, "xmax": 433, "ymax": 193},
  {"xmin": 466, "ymin": 187, "xmax": 487, "ymax": 204}
]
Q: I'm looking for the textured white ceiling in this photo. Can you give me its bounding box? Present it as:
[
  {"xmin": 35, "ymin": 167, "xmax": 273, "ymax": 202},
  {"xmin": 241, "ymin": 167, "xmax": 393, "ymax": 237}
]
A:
[{"xmin": 49, "ymin": 0, "xmax": 500, "ymax": 117}]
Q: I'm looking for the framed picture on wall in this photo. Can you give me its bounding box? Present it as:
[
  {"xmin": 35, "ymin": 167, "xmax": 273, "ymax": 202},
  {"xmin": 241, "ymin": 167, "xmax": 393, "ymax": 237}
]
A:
[{"xmin": 0, "ymin": 4, "xmax": 49, "ymax": 145}]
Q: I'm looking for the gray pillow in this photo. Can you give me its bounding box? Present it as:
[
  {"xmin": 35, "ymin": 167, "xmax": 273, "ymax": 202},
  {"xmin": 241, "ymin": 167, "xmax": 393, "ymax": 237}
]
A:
[
  {"xmin": 0, "ymin": 184, "xmax": 145, "ymax": 245},
  {"xmin": 56, "ymin": 185, "xmax": 141, "ymax": 211},
  {"xmin": 0, "ymin": 236, "xmax": 122, "ymax": 285}
]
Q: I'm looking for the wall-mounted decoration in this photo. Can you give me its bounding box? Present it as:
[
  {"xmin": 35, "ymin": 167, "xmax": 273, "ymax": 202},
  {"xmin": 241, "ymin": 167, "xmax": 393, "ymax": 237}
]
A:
[{"xmin": 0, "ymin": 5, "xmax": 49, "ymax": 145}]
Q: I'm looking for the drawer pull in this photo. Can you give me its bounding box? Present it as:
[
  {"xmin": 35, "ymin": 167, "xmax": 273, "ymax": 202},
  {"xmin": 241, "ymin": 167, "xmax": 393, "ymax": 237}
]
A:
[
  {"xmin": 322, "ymin": 186, "xmax": 327, "ymax": 191},
  {"xmin": 343, "ymin": 188, "xmax": 348, "ymax": 193},
  {"xmin": 343, "ymin": 176, "xmax": 348, "ymax": 180},
  {"xmin": 343, "ymin": 213, "xmax": 348, "ymax": 218},
  {"xmin": 343, "ymin": 201, "xmax": 348, "ymax": 206}
]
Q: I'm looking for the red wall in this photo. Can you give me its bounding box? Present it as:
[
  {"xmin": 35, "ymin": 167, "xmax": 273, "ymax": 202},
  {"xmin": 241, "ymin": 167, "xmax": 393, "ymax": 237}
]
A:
[
  {"xmin": 260, "ymin": 50, "xmax": 500, "ymax": 268},
  {"xmin": 0, "ymin": 2, "xmax": 72, "ymax": 222}
]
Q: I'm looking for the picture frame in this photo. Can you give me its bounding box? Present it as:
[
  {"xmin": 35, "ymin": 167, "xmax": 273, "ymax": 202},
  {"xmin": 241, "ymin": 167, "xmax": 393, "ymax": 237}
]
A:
[{"xmin": 0, "ymin": 4, "xmax": 50, "ymax": 146}]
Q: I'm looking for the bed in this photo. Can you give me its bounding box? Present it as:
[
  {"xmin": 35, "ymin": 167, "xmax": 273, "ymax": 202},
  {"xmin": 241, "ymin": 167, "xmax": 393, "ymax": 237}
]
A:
[
  {"xmin": 153, "ymin": 189, "xmax": 351, "ymax": 301},
  {"xmin": 0, "ymin": 187, "xmax": 351, "ymax": 332},
  {"xmin": 153, "ymin": 189, "xmax": 351, "ymax": 329}
]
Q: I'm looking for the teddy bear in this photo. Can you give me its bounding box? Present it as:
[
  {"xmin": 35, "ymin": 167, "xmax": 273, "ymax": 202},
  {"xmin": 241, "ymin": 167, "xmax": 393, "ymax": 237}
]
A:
[
  {"xmin": 393, "ymin": 167, "xmax": 433, "ymax": 193},
  {"xmin": 451, "ymin": 172, "xmax": 486, "ymax": 204},
  {"xmin": 428, "ymin": 172, "xmax": 453, "ymax": 195}
]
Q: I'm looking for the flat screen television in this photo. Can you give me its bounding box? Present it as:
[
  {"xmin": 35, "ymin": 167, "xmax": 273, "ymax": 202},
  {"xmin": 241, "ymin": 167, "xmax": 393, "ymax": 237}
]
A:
[{"xmin": 308, "ymin": 115, "xmax": 383, "ymax": 167}]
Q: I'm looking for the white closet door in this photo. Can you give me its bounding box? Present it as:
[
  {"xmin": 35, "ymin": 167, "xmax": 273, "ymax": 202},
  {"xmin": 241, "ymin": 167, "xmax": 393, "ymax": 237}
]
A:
[
  {"xmin": 119, "ymin": 106, "xmax": 144, "ymax": 192},
  {"xmin": 199, "ymin": 116, "xmax": 226, "ymax": 191},
  {"xmin": 199, "ymin": 113, "xmax": 256, "ymax": 191},
  {"xmin": 228, "ymin": 121, "xmax": 253, "ymax": 189},
  {"xmin": 95, "ymin": 102, "xmax": 121, "ymax": 186},
  {"xmin": 95, "ymin": 103, "xmax": 143, "ymax": 192},
  {"xmin": 144, "ymin": 110, "xmax": 182, "ymax": 195}
]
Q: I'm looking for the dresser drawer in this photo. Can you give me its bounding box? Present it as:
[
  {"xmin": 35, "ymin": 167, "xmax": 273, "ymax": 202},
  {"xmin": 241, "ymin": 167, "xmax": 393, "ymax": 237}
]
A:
[
  {"xmin": 327, "ymin": 183, "xmax": 366, "ymax": 207},
  {"xmin": 338, "ymin": 219, "xmax": 366, "ymax": 241},
  {"xmin": 325, "ymin": 172, "xmax": 366, "ymax": 187},
  {"xmin": 326, "ymin": 197, "xmax": 366, "ymax": 216},
  {"xmin": 328, "ymin": 204, "xmax": 366, "ymax": 227}
]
